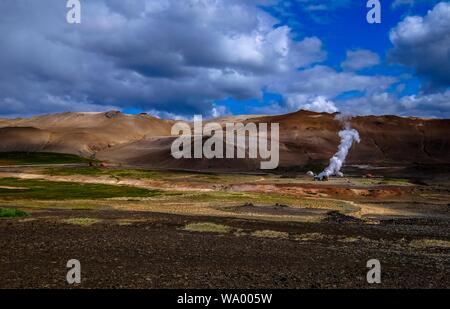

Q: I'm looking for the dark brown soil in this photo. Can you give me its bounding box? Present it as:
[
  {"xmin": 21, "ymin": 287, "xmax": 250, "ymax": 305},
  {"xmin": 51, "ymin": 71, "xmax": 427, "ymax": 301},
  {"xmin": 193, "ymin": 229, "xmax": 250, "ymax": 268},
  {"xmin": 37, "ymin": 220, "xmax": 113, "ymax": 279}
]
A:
[
  {"xmin": 323, "ymin": 211, "xmax": 365, "ymax": 224},
  {"xmin": 223, "ymin": 203, "xmax": 328, "ymax": 216},
  {"xmin": 0, "ymin": 210, "xmax": 448, "ymax": 289}
]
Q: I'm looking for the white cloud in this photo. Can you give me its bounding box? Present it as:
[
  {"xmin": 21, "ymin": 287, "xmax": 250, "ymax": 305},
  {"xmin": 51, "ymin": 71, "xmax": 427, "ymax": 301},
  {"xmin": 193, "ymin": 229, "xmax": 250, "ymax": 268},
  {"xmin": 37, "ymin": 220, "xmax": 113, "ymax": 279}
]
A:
[
  {"xmin": 288, "ymin": 95, "xmax": 338, "ymax": 113},
  {"xmin": 210, "ymin": 104, "xmax": 230, "ymax": 119},
  {"xmin": 392, "ymin": 0, "xmax": 415, "ymax": 8},
  {"xmin": 250, "ymin": 64, "xmax": 397, "ymax": 115},
  {"xmin": 389, "ymin": 2, "xmax": 450, "ymax": 90},
  {"xmin": 391, "ymin": 0, "xmax": 441, "ymax": 9},
  {"xmin": 400, "ymin": 91, "xmax": 450, "ymax": 115},
  {"xmin": 338, "ymin": 93, "xmax": 400, "ymax": 116},
  {"xmin": 337, "ymin": 91, "xmax": 450, "ymax": 118},
  {"xmin": 275, "ymin": 65, "xmax": 396, "ymax": 98},
  {"xmin": 341, "ymin": 49, "xmax": 380, "ymax": 71}
]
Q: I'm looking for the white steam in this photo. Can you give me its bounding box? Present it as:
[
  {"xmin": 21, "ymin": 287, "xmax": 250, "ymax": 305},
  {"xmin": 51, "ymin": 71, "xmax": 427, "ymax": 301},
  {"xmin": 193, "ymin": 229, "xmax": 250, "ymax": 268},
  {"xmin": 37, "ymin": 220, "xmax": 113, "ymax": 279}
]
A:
[{"xmin": 317, "ymin": 117, "xmax": 361, "ymax": 179}]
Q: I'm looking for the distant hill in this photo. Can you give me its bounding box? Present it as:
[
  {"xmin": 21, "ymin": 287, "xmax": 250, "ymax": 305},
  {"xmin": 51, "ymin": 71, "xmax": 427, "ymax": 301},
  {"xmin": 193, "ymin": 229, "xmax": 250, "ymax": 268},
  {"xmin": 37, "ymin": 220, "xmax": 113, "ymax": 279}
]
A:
[
  {"xmin": 0, "ymin": 110, "xmax": 449, "ymax": 171},
  {"xmin": 0, "ymin": 111, "xmax": 174, "ymax": 158}
]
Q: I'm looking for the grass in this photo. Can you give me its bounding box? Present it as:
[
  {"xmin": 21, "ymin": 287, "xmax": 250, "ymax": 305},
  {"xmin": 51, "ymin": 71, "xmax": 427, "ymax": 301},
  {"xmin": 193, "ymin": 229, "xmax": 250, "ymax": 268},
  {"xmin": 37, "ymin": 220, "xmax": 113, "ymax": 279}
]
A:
[
  {"xmin": 116, "ymin": 219, "xmax": 148, "ymax": 226},
  {"xmin": 104, "ymin": 190, "xmax": 355, "ymax": 222},
  {"xmin": 0, "ymin": 165, "xmax": 358, "ymax": 220},
  {"xmin": 0, "ymin": 173, "xmax": 357, "ymax": 222},
  {"xmin": 184, "ymin": 222, "xmax": 233, "ymax": 234},
  {"xmin": 0, "ymin": 152, "xmax": 91, "ymax": 166},
  {"xmin": 339, "ymin": 236, "xmax": 369, "ymax": 243},
  {"xmin": 295, "ymin": 233, "xmax": 325, "ymax": 241},
  {"xmin": 46, "ymin": 167, "xmax": 163, "ymax": 179},
  {"xmin": 0, "ymin": 207, "xmax": 29, "ymax": 218},
  {"xmin": 410, "ymin": 239, "xmax": 450, "ymax": 249},
  {"xmin": 44, "ymin": 166, "xmax": 264, "ymax": 184},
  {"xmin": 62, "ymin": 218, "xmax": 102, "ymax": 226},
  {"xmin": 380, "ymin": 178, "xmax": 412, "ymax": 186},
  {"xmin": 0, "ymin": 178, "xmax": 162, "ymax": 200},
  {"xmin": 251, "ymin": 230, "xmax": 289, "ymax": 239},
  {"xmin": 187, "ymin": 191, "xmax": 356, "ymax": 213}
]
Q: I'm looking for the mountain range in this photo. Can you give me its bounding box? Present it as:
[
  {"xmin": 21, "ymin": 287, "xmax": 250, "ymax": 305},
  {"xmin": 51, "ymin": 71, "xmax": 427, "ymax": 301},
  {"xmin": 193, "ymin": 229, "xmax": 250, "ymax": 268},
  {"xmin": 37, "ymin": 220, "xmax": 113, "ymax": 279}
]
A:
[{"xmin": 1, "ymin": 110, "xmax": 448, "ymax": 171}]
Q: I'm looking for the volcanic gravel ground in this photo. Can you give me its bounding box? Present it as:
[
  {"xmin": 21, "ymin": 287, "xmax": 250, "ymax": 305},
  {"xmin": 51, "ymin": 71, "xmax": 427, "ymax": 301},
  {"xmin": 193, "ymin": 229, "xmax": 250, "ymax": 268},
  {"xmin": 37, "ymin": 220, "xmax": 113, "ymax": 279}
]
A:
[{"xmin": 0, "ymin": 210, "xmax": 448, "ymax": 289}]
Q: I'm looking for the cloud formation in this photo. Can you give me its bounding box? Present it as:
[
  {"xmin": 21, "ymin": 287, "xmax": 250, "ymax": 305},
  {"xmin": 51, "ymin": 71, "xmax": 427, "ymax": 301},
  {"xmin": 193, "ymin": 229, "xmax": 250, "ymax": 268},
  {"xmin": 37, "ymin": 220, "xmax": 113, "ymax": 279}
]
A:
[
  {"xmin": 277, "ymin": 65, "xmax": 396, "ymax": 98},
  {"xmin": 389, "ymin": 2, "xmax": 450, "ymax": 91},
  {"xmin": 391, "ymin": 0, "xmax": 442, "ymax": 9},
  {"xmin": 0, "ymin": 0, "xmax": 447, "ymax": 119},
  {"xmin": 341, "ymin": 49, "xmax": 381, "ymax": 71},
  {"xmin": 338, "ymin": 91, "xmax": 450, "ymax": 118},
  {"xmin": 288, "ymin": 96, "xmax": 338, "ymax": 113},
  {"xmin": 0, "ymin": 0, "xmax": 329, "ymax": 118}
]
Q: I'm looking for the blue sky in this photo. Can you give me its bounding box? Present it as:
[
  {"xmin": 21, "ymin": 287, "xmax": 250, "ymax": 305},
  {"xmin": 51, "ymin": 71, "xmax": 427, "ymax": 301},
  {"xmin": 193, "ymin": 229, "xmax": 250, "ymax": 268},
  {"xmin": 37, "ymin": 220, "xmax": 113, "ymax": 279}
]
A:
[
  {"xmin": 1, "ymin": 0, "xmax": 449, "ymax": 119},
  {"xmin": 213, "ymin": 0, "xmax": 448, "ymax": 116}
]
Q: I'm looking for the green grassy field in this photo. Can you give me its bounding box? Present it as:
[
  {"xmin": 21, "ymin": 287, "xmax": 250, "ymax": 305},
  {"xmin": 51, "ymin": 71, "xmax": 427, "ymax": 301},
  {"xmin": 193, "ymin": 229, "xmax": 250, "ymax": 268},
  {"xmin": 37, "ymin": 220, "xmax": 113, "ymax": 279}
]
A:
[
  {"xmin": 0, "ymin": 153, "xmax": 362, "ymax": 220},
  {"xmin": 0, "ymin": 175, "xmax": 356, "ymax": 221},
  {"xmin": 44, "ymin": 166, "xmax": 263, "ymax": 183},
  {"xmin": 0, "ymin": 152, "xmax": 91, "ymax": 165},
  {"xmin": 46, "ymin": 167, "xmax": 165, "ymax": 179},
  {"xmin": 0, "ymin": 207, "xmax": 29, "ymax": 218},
  {"xmin": 0, "ymin": 178, "xmax": 161, "ymax": 200}
]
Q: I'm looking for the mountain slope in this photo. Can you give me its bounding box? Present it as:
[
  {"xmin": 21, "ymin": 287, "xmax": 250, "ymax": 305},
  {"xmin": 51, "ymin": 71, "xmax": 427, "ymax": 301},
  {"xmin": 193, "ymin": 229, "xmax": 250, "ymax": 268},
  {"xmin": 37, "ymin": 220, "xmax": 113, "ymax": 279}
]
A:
[
  {"xmin": 96, "ymin": 110, "xmax": 450, "ymax": 170},
  {"xmin": 0, "ymin": 110, "xmax": 449, "ymax": 170},
  {"xmin": 0, "ymin": 111, "xmax": 174, "ymax": 157}
]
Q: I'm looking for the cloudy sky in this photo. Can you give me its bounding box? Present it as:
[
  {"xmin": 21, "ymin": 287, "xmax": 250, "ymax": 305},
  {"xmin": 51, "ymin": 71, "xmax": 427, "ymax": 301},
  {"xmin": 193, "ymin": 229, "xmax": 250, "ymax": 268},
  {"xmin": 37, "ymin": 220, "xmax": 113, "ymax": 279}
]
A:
[{"xmin": 0, "ymin": 0, "xmax": 449, "ymax": 119}]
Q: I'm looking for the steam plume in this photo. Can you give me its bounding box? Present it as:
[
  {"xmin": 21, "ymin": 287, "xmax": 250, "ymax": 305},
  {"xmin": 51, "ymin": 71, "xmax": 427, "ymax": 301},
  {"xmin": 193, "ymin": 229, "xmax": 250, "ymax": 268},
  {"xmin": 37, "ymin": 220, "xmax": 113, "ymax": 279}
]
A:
[{"xmin": 317, "ymin": 116, "xmax": 361, "ymax": 179}]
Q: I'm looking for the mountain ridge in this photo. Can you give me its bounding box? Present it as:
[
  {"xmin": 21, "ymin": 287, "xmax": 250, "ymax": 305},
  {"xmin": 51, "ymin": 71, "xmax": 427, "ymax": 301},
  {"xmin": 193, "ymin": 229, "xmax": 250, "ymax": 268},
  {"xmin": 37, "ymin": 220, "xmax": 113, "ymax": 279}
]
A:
[{"xmin": 1, "ymin": 110, "xmax": 449, "ymax": 170}]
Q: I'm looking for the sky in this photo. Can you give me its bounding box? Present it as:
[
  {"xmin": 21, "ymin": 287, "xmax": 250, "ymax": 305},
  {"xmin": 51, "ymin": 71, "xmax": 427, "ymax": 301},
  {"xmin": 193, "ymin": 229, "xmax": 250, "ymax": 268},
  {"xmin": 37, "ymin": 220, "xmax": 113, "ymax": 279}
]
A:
[{"xmin": 0, "ymin": 0, "xmax": 449, "ymax": 119}]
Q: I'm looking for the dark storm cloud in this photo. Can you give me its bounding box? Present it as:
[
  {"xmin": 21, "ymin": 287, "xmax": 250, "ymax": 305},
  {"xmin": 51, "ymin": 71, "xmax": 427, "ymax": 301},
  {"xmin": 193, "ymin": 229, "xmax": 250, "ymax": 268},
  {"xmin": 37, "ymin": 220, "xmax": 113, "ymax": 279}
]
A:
[{"xmin": 0, "ymin": 0, "xmax": 329, "ymax": 118}]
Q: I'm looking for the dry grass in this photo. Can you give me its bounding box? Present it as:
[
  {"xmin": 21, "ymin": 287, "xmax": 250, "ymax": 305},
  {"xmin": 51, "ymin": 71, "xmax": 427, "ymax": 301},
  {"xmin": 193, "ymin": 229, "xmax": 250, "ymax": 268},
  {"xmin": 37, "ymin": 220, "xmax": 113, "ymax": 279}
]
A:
[
  {"xmin": 251, "ymin": 230, "xmax": 289, "ymax": 239},
  {"xmin": 4, "ymin": 165, "xmax": 446, "ymax": 225},
  {"xmin": 410, "ymin": 239, "xmax": 450, "ymax": 249},
  {"xmin": 116, "ymin": 219, "xmax": 149, "ymax": 226},
  {"xmin": 62, "ymin": 218, "xmax": 102, "ymax": 226},
  {"xmin": 339, "ymin": 236, "xmax": 374, "ymax": 243},
  {"xmin": 184, "ymin": 222, "xmax": 233, "ymax": 234},
  {"xmin": 295, "ymin": 233, "xmax": 326, "ymax": 241}
]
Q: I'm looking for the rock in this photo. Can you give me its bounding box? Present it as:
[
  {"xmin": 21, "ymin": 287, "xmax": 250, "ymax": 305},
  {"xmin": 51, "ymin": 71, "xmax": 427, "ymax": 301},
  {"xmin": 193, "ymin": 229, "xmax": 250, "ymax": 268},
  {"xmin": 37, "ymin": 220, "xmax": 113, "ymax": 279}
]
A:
[{"xmin": 104, "ymin": 111, "xmax": 123, "ymax": 119}]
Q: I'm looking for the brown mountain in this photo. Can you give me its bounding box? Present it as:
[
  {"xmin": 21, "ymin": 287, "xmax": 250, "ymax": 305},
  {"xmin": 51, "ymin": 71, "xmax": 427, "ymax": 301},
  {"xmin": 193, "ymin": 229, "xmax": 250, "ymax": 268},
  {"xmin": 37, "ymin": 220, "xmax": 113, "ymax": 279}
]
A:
[
  {"xmin": 0, "ymin": 110, "xmax": 449, "ymax": 170},
  {"xmin": 0, "ymin": 111, "xmax": 174, "ymax": 158}
]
